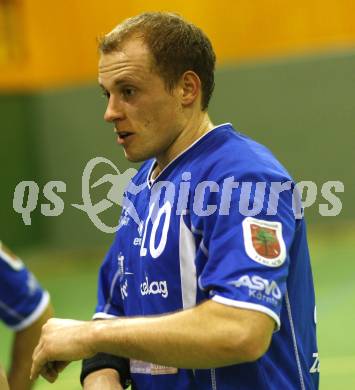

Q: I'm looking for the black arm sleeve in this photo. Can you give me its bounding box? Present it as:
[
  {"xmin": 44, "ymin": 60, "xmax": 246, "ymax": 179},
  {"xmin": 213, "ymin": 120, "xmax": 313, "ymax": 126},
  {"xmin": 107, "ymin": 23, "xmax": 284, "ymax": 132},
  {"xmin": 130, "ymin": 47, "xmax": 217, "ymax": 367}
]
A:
[{"xmin": 80, "ymin": 353, "xmax": 131, "ymax": 388}]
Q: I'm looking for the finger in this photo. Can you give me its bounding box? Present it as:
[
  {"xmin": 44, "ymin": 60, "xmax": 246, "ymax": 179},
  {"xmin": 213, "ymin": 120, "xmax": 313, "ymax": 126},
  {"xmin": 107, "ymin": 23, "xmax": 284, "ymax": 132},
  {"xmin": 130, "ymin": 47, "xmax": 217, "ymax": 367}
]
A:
[
  {"xmin": 54, "ymin": 361, "xmax": 70, "ymax": 373},
  {"xmin": 31, "ymin": 341, "xmax": 42, "ymax": 364},
  {"xmin": 30, "ymin": 344, "xmax": 42, "ymax": 380},
  {"xmin": 39, "ymin": 361, "xmax": 70, "ymax": 383},
  {"xmin": 31, "ymin": 348, "xmax": 48, "ymax": 381},
  {"xmin": 40, "ymin": 363, "xmax": 58, "ymax": 383}
]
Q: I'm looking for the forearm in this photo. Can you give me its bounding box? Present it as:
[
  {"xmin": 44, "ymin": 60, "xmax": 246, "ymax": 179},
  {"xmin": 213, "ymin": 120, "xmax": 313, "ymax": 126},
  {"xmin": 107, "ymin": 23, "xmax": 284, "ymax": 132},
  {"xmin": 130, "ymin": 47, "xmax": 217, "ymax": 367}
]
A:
[
  {"xmin": 9, "ymin": 303, "xmax": 53, "ymax": 389},
  {"xmin": 0, "ymin": 365, "xmax": 9, "ymax": 390},
  {"xmin": 83, "ymin": 369, "xmax": 123, "ymax": 389},
  {"xmin": 30, "ymin": 301, "xmax": 273, "ymax": 381},
  {"xmin": 92, "ymin": 300, "xmax": 273, "ymax": 368}
]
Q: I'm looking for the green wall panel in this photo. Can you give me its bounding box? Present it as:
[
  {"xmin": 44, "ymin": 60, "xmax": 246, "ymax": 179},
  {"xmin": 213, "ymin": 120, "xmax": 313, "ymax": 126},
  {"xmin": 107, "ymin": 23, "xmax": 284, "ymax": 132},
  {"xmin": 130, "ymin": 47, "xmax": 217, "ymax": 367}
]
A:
[
  {"xmin": 210, "ymin": 52, "xmax": 355, "ymax": 223},
  {"xmin": 0, "ymin": 94, "xmax": 44, "ymax": 248}
]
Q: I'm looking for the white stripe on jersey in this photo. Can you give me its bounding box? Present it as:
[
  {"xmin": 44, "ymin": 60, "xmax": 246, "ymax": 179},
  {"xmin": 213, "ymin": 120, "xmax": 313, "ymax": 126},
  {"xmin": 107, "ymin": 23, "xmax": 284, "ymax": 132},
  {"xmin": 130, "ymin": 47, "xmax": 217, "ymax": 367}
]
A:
[
  {"xmin": 103, "ymin": 268, "xmax": 121, "ymax": 314},
  {"xmin": 0, "ymin": 300, "xmax": 24, "ymax": 321},
  {"xmin": 211, "ymin": 368, "xmax": 217, "ymax": 390},
  {"xmin": 285, "ymin": 290, "xmax": 306, "ymax": 390},
  {"xmin": 93, "ymin": 312, "xmax": 119, "ymax": 320},
  {"xmin": 199, "ymin": 240, "xmax": 209, "ymax": 257},
  {"xmin": 179, "ymin": 215, "xmax": 197, "ymax": 309}
]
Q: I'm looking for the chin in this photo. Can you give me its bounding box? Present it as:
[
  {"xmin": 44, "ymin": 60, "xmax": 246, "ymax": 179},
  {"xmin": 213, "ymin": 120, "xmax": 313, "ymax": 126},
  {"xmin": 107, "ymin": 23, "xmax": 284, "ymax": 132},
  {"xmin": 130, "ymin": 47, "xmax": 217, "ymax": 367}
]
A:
[{"xmin": 124, "ymin": 150, "xmax": 150, "ymax": 163}]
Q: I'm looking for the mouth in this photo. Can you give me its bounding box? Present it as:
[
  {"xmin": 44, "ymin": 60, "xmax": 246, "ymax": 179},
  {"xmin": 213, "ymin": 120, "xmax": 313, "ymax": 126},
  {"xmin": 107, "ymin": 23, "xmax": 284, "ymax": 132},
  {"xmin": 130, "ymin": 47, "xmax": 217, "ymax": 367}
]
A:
[{"xmin": 115, "ymin": 130, "xmax": 134, "ymax": 144}]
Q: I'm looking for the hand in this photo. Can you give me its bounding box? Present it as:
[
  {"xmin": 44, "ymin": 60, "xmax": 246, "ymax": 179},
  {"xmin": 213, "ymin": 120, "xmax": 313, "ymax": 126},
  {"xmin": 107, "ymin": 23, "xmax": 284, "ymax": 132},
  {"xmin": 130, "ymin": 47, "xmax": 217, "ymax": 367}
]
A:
[
  {"xmin": 83, "ymin": 369, "xmax": 124, "ymax": 389},
  {"xmin": 31, "ymin": 318, "xmax": 96, "ymax": 382}
]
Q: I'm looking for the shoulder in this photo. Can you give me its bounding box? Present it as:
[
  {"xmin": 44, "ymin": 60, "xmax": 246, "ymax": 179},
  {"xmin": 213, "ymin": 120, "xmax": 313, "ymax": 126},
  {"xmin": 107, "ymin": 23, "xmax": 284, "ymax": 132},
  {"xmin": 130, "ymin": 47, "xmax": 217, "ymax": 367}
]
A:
[{"xmin": 188, "ymin": 124, "xmax": 293, "ymax": 184}]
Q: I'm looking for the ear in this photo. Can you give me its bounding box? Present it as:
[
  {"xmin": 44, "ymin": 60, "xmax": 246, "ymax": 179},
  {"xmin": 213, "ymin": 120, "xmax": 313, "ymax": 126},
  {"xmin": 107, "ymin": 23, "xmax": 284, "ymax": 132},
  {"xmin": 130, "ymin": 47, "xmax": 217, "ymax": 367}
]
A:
[{"xmin": 179, "ymin": 71, "xmax": 201, "ymax": 107}]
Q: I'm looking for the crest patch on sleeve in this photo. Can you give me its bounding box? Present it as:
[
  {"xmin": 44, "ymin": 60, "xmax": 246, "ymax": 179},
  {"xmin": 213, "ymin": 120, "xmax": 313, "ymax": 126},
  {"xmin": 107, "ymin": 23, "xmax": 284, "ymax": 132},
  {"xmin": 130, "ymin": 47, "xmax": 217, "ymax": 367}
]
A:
[{"xmin": 242, "ymin": 217, "xmax": 286, "ymax": 267}]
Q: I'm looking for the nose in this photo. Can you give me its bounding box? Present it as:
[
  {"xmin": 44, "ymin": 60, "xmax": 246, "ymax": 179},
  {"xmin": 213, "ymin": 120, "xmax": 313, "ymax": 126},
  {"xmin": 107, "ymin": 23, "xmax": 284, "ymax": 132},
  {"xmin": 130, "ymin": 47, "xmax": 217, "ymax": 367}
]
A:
[{"xmin": 104, "ymin": 96, "xmax": 125, "ymax": 123}]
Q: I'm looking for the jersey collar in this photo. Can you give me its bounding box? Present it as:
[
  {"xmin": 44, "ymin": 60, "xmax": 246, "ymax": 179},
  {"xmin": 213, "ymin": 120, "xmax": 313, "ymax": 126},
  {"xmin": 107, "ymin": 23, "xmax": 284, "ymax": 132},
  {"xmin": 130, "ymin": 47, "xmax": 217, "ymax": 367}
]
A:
[{"xmin": 146, "ymin": 123, "xmax": 232, "ymax": 188}]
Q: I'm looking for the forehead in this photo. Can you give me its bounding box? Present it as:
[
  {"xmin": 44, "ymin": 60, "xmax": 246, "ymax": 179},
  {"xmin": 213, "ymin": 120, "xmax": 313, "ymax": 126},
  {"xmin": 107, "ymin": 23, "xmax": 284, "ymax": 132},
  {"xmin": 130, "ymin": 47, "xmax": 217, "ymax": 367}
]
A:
[{"xmin": 98, "ymin": 38, "xmax": 154, "ymax": 84}]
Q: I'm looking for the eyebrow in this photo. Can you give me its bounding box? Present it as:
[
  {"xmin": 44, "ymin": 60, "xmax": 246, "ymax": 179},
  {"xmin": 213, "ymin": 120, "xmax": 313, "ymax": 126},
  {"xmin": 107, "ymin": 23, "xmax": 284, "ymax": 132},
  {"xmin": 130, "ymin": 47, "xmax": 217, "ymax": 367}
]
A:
[{"xmin": 100, "ymin": 75, "xmax": 140, "ymax": 87}]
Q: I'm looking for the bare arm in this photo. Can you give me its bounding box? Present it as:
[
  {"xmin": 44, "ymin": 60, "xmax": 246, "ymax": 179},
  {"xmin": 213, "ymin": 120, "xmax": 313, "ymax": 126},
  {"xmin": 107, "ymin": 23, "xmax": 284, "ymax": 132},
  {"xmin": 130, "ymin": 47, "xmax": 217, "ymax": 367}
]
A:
[
  {"xmin": 93, "ymin": 299, "xmax": 274, "ymax": 368},
  {"xmin": 9, "ymin": 302, "xmax": 53, "ymax": 390},
  {"xmin": 31, "ymin": 299, "xmax": 274, "ymax": 381},
  {"xmin": 0, "ymin": 364, "xmax": 9, "ymax": 390},
  {"xmin": 83, "ymin": 369, "xmax": 123, "ymax": 390}
]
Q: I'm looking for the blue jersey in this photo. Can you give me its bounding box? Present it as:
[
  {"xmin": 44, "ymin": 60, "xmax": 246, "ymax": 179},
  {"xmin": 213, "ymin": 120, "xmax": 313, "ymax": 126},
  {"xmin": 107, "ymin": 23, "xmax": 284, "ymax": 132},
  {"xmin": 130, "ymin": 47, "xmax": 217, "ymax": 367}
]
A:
[
  {"xmin": 0, "ymin": 243, "xmax": 49, "ymax": 331},
  {"xmin": 95, "ymin": 124, "xmax": 319, "ymax": 389}
]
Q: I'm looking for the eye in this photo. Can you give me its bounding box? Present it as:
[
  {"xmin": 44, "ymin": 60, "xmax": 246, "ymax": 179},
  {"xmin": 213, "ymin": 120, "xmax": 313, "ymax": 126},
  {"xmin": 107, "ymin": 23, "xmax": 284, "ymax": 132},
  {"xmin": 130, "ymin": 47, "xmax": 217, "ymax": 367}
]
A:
[
  {"xmin": 101, "ymin": 90, "xmax": 110, "ymax": 99},
  {"xmin": 121, "ymin": 86, "xmax": 136, "ymax": 98}
]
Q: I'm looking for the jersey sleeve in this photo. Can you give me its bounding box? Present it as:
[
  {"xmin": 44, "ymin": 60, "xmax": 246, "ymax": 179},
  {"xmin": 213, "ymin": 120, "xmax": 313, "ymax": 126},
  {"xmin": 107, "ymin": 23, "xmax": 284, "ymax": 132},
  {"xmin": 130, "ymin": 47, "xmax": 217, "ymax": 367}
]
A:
[
  {"xmin": 93, "ymin": 243, "xmax": 125, "ymax": 320},
  {"xmin": 0, "ymin": 244, "xmax": 50, "ymax": 331},
  {"xmin": 192, "ymin": 176, "xmax": 296, "ymax": 330}
]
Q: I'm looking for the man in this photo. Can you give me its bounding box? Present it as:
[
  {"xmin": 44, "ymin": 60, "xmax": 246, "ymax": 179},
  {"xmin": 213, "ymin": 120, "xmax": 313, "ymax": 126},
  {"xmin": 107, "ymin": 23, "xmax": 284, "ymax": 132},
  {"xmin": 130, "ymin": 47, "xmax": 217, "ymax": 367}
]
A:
[
  {"xmin": 0, "ymin": 242, "xmax": 53, "ymax": 389},
  {"xmin": 31, "ymin": 12, "xmax": 319, "ymax": 389}
]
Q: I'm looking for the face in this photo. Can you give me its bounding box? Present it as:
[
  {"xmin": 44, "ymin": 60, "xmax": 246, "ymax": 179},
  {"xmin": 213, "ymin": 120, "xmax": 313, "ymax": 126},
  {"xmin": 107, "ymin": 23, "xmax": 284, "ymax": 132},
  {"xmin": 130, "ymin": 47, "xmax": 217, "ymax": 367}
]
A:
[{"xmin": 98, "ymin": 38, "xmax": 186, "ymax": 165}]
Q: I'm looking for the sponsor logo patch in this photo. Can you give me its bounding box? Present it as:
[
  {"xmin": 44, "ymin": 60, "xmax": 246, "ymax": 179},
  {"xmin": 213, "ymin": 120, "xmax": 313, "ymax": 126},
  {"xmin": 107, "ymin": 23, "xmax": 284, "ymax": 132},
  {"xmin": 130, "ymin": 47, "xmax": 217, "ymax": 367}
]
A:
[
  {"xmin": 242, "ymin": 217, "xmax": 286, "ymax": 267},
  {"xmin": 140, "ymin": 276, "xmax": 168, "ymax": 298},
  {"xmin": 229, "ymin": 274, "xmax": 282, "ymax": 306}
]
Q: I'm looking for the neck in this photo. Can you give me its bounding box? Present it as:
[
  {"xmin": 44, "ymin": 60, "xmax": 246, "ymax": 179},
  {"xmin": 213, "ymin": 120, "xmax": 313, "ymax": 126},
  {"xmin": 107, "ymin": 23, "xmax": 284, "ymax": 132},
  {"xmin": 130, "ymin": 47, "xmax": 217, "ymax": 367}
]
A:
[{"xmin": 155, "ymin": 112, "xmax": 214, "ymax": 171}]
